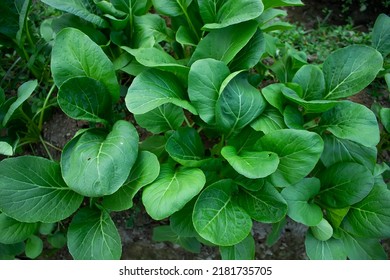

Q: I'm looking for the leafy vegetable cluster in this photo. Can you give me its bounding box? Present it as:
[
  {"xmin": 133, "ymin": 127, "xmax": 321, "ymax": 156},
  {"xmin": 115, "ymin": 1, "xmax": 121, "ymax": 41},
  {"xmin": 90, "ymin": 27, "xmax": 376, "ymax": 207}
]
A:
[{"xmin": 0, "ymin": 0, "xmax": 389, "ymax": 260}]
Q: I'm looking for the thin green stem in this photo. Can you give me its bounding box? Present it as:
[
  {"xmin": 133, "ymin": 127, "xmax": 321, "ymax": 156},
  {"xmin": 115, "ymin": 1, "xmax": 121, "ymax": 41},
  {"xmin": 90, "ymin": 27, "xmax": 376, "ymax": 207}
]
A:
[
  {"xmin": 44, "ymin": 141, "xmax": 62, "ymax": 152},
  {"xmin": 38, "ymin": 84, "xmax": 56, "ymax": 131},
  {"xmin": 0, "ymin": 57, "xmax": 22, "ymax": 87},
  {"xmin": 39, "ymin": 135, "xmax": 54, "ymax": 161},
  {"xmin": 184, "ymin": 115, "xmax": 193, "ymax": 127}
]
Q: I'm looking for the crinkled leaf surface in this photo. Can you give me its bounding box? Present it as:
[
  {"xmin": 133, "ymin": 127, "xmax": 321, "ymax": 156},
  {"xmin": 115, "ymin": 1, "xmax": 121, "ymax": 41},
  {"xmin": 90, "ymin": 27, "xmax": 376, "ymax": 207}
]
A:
[
  {"xmin": 193, "ymin": 179, "xmax": 252, "ymax": 246},
  {"xmin": 281, "ymin": 178, "xmax": 322, "ymax": 226},
  {"xmin": 142, "ymin": 164, "xmax": 206, "ymax": 220},
  {"xmin": 0, "ymin": 213, "xmax": 37, "ymax": 244},
  {"xmin": 61, "ymin": 120, "xmax": 138, "ymax": 197},
  {"xmin": 68, "ymin": 207, "xmax": 121, "ymax": 260},
  {"xmin": 257, "ymin": 129, "xmax": 324, "ymax": 187},
  {"xmin": 52, "ymin": 28, "xmax": 119, "ymax": 101},
  {"xmin": 318, "ymin": 162, "xmax": 374, "ymax": 208},
  {"xmin": 0, "ymin": 156, "xmax": 83, "ymax": 223},
  {"xmin": 102, "ymin": 151, "xmax": 160, "ymax": 211},
  {"xmin": 319, "ymin": 101, "xmax": 379, "ymax": 147},
  {"xmin": 323, "ymin": 45, "xmax": 383, "ymax": 100},
  {"xmin": 126, "ymin": 69, "xmax": 196, "ymax": 114}
]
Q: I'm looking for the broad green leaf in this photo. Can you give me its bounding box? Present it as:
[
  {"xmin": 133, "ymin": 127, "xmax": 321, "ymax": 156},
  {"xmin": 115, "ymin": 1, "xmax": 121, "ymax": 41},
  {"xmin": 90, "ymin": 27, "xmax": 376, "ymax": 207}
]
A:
[
  {"xmin": 380, "ymin": 108, "xmax": 390, "ymax": 133},
  {"xmin": 372, "ymin": 13, "xmax": 390, "ymax": 57},
  {"xmin": 321, "ymin": 134, "xmax": 377, "ymax": 172},
  {"xmin": 261, "ymin": 21, "xmax": 294, "ymax": 32},
  {"xmin": 135, "ymin": 104, "xmax": 184, "ymax": 134},
  {"xmin": 188, "ymin": 58, "xmax": 230, "ymax": 125},
  {"xmin": 142, "ymin": 164, "xmax": 206, "ymax": 220},
  {"xmin": 0, "ymin": 141, "xmax": 13, "ymax": 156},
  {"xmin": 126, "ymin": 69, "xmax": 196, "ymax": 114},
  {"xmin": 41, "ymin": 0, "xmax": 108, "ymax": 28},
  {"xmin": 166, "ymin": 127, "xmax": 205, "ymax": 166},
  {"xmin": 340, "ymin": 230, "xmax": 387, "ymax": 260},
  {"xmin": 58, "ymin": 77, "xmax": 112, "ymax": 124},
  {"xmin": 311, "ymin": 219, "xmax": 333, "ymax": 241},
  {"xmin": 68, "ymin": 207, "xmax": 121, "ymax": 260},
  {"xmin": 47, "ymin": 232, "xmax": 67, "ymax": 249},
  {"xmin": 102, "ymin": 151, "xmax": 160, "ymax": 211},
  {"xmin": 261, "ymin": 83, "xmax": 286, "ymax": 113},
  {"xmin": 292, "ymin": 65, "xmax": 325, "ymax": 100},
  {"xmin": 201, "ymin": 0, "xmax": 264, "ymax": 30},
  {"xmin": 25, "ymin": 235, "xmax": 43, "ymax": 259},
  {"xmin": 39, "ymin": 223, "xmax": 56, "ymax": 235},
  {"xmin": 327, "ymin": 207, "xmax": 350, "ymax": 229},
  {"xmin": 238, "ymin": 182, "xmax": 287, "ymax": 223},
  {"xmin": 319, "ymin": 101, "xmax": 380, "ymax": 147},
  {"xmin": 221, "ymin": 146, "xmax": 279, "ymax": 179},
  {"xmin": 123, "ymin": 47, "xmax": 189, "ymax": 82},
  {"xmin": 219, "ymin": 234, "xmax": 255, "ymax": 260},
  {"xmin": 323, "ymin": 45, "xmax": 383, "ymax": 100},
  {"xmin": 258, "ymin": 129, "xmax": 324, "ymax": 187},
  {"xmin": 140, "ymin": 135, "xmax": 167, "ymax": 158},
  {"xmin": 0, "ymin": 0, "xmax": 20, "ymax": 39},
  {"xmin": 250, "ymin": 107, "xmax": 287, "ymax": 133},
  {"xmin": 152, "ymin": 225, "xmax": 201, "ymax": 253},
  {"xmin": 318, "ymin": 162, "xmax": 374, "ymax": 208},
  {"xmin": 283, "ymin": 105, "xmax": 303, "ymax": 129},
  {"xmin": 225, "ymin": 126, "xmax": 264, "ymax": 152},
  {"xmin": 344, "ymin": 185, "xmax": 390, "ymax": 238},
  {"xmin": 193, "ymin": 179, "xmax": 252, "ymax": 246},
  {"xmin": 112, "ymin": 0, "xmax": 151, "ymax": 15},
  {"xmin": 282, "ymin": 87, "xmax": 338, "ymax": 113},
  {"xmin": 176, "ymin": 25, "xmax": 197, "ymax": 46},
  {"xmin": 229, "ymin": 169, "xmax": 265, "ymax": 191},
  {"xmin": 216, "ymin": 72, "xmax": 265, "ymax": 136},
  {"xmin": 281, "ymin": 178, "xmax": 322, "ymax": 226},
  {"xmin": 258, "ymin": 8, "xmax": 287, "ymax": 25},
  {"xmin": 0, "ymin": 156, "xmax": 83, "ymax": 223},
  {"xmin": 189, "ymin": 21, "xmax": 258, "ymax": 65},
  {"xmin": 0, "ymin": 214, "xmax": 37, "ymax": 244},
  {"xmin": 61, "ymin": 120, "xmax": 139, "ymax": 197},
  {"xmin": 262, "ymin": 0, "xmax": 303, "ymax": 9},
  {"xmin": 305, "ymin": 231, "xmax": 347, "ymax": 260},
  {"xmin": 230, "ymin": 29, "xmax": 265, "ymax": 71},
  {"xmin": 2, "ymin": 80, "xmax": 37, "ymax": 126},
  {"xmin": 52, "ymin": 28, "xmax": 119, "ymax": 101},
  {"xmin": 170, "ymin": 199, "xmax": 197, "ymax": 237},
  {"xmin": 266, "ymin": 218, "xmax": 286, "ymax": 246},
  {"xmin": 152, "ymin": 0, "xmax": 192, "ymax": 16},
  {"xmin": 0, "ymin": 242, "xmax": 24, "ymax": 260}
]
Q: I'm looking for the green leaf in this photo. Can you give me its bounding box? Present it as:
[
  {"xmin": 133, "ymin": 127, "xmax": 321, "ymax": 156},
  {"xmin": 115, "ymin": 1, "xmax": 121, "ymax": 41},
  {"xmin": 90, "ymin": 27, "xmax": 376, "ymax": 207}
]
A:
[
  {"xmin": 0, "ymin": 242, "xmax": 24, "ymax": 260},
  {"xmin": 166, "ymin": 127, "xmax": 205, "ymax": 166},
  {"xmin": 0, "ymin": 214, "xmax": 37, "ymax": 244},
  {"xmin": 340, "ymin": 230, "xmax": 387, "ymax": 260},
  {"xmin": 193, "ymin": 179, "xmax": 252, "ymax": 246},
  {"xmin": 201, "ymin": 0, "xmax": 264, "ymax": 30},
  {"xmin": 305, "ymin": 231, "xmax": 347, "ymax": 260},
  {"xmin": 189, "ymin": 21, "xmax": 258, "ymax": 65},
  {"xmin": 318, "ymin": 162, "xmax": 374, "ymax": 208},
  {"xmin": 126, "ymin": 69, "xmax": 196, "ymax": 115},
  {"xmin": 258, "ymin": 129, "xmax": 324, "ymax": 187},
  {"xmin": 321, "ymin": 134, "xmax": 377, "ymax": 172},
  {"xmin": 230, "ymin": 29, "xmax": 265, "ymax": 71},
  {"xmin": 282, "ymin": 87, "xmax": 338, "ymax": 114},
  {"xmin": 327, "ymin": 207, "xmax": 350, "ymax": 229},
  {"xmin": 140, "ymin": 135, "xmax": 167, "ymax": 158},
  {"xmin": 152, "ymin": 225, "xmax": 201, "ymax": 254},
  {"xmin": 170, "ymin": 199, "xmax": 197, "ymax": 237},
  {"xmin": 2, "ymin": 80, "xmax": 37, "ymax": 126},
  {"xmin": 292, "ymin": 65, "xmax": 325, "ymax": 100},
  {"xmin": 311, "ymin": 219, "xmax": 333, "ymax": 241},
  {"xmin": 251, "ymin": 107, "xmax": 287, "ymax": 133},
  {"xmin": 380, "ymin": 108, "xmax": 390, "ymax": 133},
  {"xmin": 344, "ymin": 184, "xmax": 390, "ymax": 238},
  {"xmin": 238, "ymin": 182, "xmax": 287, "ymax": 223},
  {"xmin": 135, "ymin": 104, "xmax": 184, "ymax": 134},
  {"xmin": 102, "ymin": 151, "xmax": 160, "ymax": 211},
  {"xmin": 319, "ymin": 101, "xmax": 380, "ymax": 147},
  {"xmin": 281, "ymin": 178, "xmax": 322, "ymax": 226},
  {"xmin": 266, "ymin": 218, "xmax": 286, "ymax": 246},
  {"xmin": 261, "ymin": 83, "xmax": 286, "ymax": 113},
  {"xmin": 52, "ymin": 28, "xmax": 119, "ymax": 102},
  {"xmin": 25, "ymin": 235, "xmax": 43, "ymax": 259},
  {"xmin": 219, "ymin": 234, "xmax": 255, "ymax": 260},
  {"xmin": 228, "ymin": 168, "xmax": 265, "ymax": 191},
  {"xmin": 58, "ymin": 77, "xmax": 112, "ymax": 124},
  {"xmin": 188, "ymin": 58, "xmax": 230, "ymax": 125},
  {"xmin": 0, "ymin": 141, "xmax": 13, "ymax": 156},
  {"xmin": 39, "ymin": 223, "xmax": 56, "ymax": 235},
  {"xmin": 151, "ymin": 0, "xmax": 192, "ymax": 16},
  {"xmin": 47, "ymin": 232, "xmax": 67, "ymax": 249},
  {"xmin": 68, "ymin": 207, "xmax": 122, "ymax": 260},
  {"xmin": 41, "ymin": 0, "xmax": 108, "ymax": 28},
  {"xmin": 0, "ymin": 156, "xmax": 83, "ymax": 223},
  {"xmin": 61, "ymin": 120, "xmax": 139, "ymax": 197},
  {"xmin": 221, "ymin": 146, "xmax": 279, "ymax": 179},
  {"xmin": 283, "ymin": 105, "xmax": 303, "ymax": 129},
  {"xmin": 142, "ymin": 164, "xmax": 206, "ymax": 220},
  {"xmin": 323, "ymin": 45, "xmax": 383, "ymax": 100},
  {"xmin": 372, "ymin": 13, "xmax": 390, "ymax": 57},
  {"xmin": 216, "ymin": 72, "xmax": 265, "ymax": 136},
  {"xmin": 262, "ymin": 0, "xmax": 303, "ymax": 9}
]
